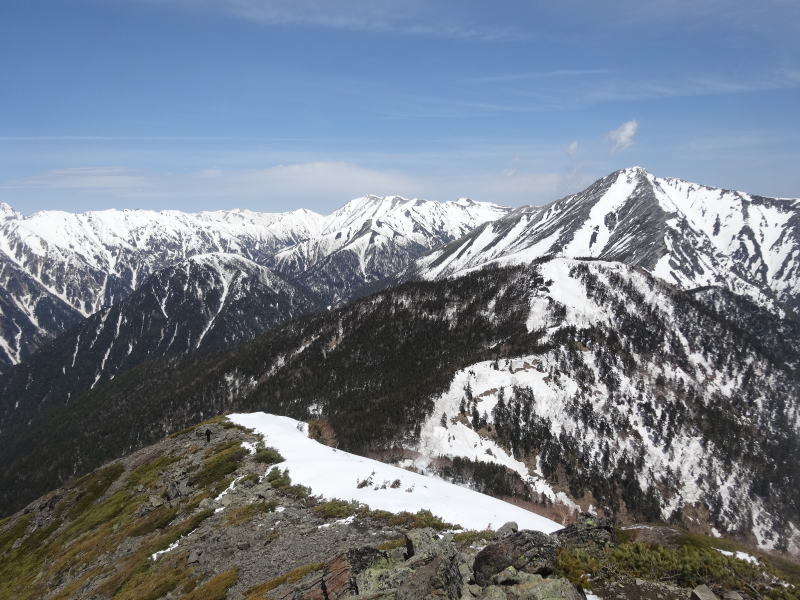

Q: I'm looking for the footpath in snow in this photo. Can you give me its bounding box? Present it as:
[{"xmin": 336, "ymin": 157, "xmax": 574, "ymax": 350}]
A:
[{"xmin": 229, "ymin": 412, "xmax": 561, "ymax": 533}]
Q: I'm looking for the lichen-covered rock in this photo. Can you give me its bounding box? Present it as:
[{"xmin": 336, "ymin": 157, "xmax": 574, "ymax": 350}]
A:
[
  {"xmin": 552, "ymin": 513, "xmax": 614, "ymax": 554},
  {"xmin": 491, "ymin": 566, "xmax": 523, "ymax": 585},
  {"xmin": 405, "ymin": 528, "xmax": 443, "ymax": 562},
  {"xmin": 397, "ymin": 529, "xmax": 463, "ymax": 599},
  {"xmin": 473, "ymin": 530, "xmax": 559, "ymax": 586},
  {"xmin": 497, "ymin": 521, "xmax": 519, "ymax": 539},
  {"xmin": 517, "ymin": 577, "xmax": 584, "ymax": 600},
  {"xmin": 478, "ymin": 585, "xmax": 508, "ymax": 600},
  {"xmin": 482, "ymin": 571, "xmax": 581, "ymax": 600},
  {"xmin": 292, "ymin": 546, "xmax": 390, "ymax": 599}
]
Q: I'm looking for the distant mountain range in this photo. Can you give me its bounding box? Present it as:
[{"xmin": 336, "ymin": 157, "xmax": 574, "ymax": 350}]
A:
[
  {"xmin": 0, "ymin": 196, "xmax": 507, "ymax": 366},
  {"xmin": 273, "ymin": 195, "xmax": 508, "ymax": 303},
  {"xmin": 0, "ymin": 167, "xmax": 798, "ymax": 556}
]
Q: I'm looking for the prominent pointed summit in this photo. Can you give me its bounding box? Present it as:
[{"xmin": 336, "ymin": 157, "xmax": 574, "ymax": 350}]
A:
[{"xmin": 414, "ymin": 168, "xmax": 800, "ymax": 315}]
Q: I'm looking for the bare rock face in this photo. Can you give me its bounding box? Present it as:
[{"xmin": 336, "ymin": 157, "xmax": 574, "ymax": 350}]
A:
[
  {"xmin": 291, "ymin": 547, "xmax": 390, "ymax": 599},
  {"xmin": 691, "ymin": 585, "xmax": 720, "ymax": 600},
  {"xmin": 473, "ymin": 530, "xmax": 559, "ymax": 586},
  {"xmin": 291, "ymin": 530, "xmax": 465, "ymax": 600}
]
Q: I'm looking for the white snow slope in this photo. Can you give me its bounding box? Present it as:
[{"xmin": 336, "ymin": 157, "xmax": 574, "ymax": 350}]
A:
[
  {"xmin": 228, "ymin": 412, "xmax": 561, "ymax": 534},
  {"xmin": 415, "ymin": 167, "xmax": 800, "ymax": 316}
]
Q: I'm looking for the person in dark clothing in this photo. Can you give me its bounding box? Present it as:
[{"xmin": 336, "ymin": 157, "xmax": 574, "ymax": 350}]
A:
[{"xmin": 205, "ymin": 428, "xmax": 211, "ymax": 443}]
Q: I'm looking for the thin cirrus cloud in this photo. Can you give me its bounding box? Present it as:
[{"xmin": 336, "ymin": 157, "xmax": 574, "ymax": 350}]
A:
[
  {"xmin": 458, "ymin": 69, "xmax": 800, "ymax": 115},
  {"xmin": 2, "ymin": 167, "xmax": 150, "ymax": 191},
  {"xmin": 607, "ymin": 120, "xmax": 638, "ymax": 152},
  {"xmin": 354, "ymin": 68, "xmax": 800, "ymax": 122},
  {"xmin": 137, "ymin": 0, "xmax": 526, "ymax": 41},
  {"xmin": 464, "ymin": 69, "xmax": 614, "ymax": 84},
  {"xmin": 0, "ymin": 162, "xmax": 586, "ymax": 208}
]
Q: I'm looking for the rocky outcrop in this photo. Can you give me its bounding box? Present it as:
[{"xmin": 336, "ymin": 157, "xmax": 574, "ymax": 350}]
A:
[
  {"xmin": 477, "ymin": 567, "xmax": 584, "ymax": 600},
  {"xmin": 473, "ymin": 530, "xmax": 559, "ymax": 585},
  {"xmin": 552, "ymin": 513, "xmax": 614, "ymax": 554},
  {"xmin": 291, "ymin": 547, "xmax": 390, "ymax": 599},
  {"xmin": 287, "ymin": 527, "xmax": 585, "ymax": 600}
]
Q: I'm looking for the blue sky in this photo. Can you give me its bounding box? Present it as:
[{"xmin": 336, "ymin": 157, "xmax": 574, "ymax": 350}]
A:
[{"xmin": 1, "ymin": 0, "xmax": 799, "ymax": 214}]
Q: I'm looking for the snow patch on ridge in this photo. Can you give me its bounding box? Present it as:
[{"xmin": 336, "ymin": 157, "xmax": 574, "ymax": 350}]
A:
[{"xmin": 228, "ymin": 412, "xmax": 561, "ymax": 533}]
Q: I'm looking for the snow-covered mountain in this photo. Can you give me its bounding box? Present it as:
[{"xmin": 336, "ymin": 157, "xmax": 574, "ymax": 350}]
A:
[
  {"xmin": 0, "ymin": 206, "xmax": 324, "ymax": 367},
  {"xmin": 3, "ymin": 259, "xmax": 797, "ymax": 553},
  {"xmin": 2, "ymin": 169, "xmax": 799, "ymax": 555},
  {"xmin": 0, "ymin": 197, "xmax": 507, "ymax": 367},
  {"xmin": 271, "ymin": 195, "xmax": 510, "ymax": 303},
  {"xmin": 408, "ymin": 258, "xmax": 799, "ymax": 552},
  {"xmin": 413, "ymin": 167, "xmax": 800, "ymax": 315},
  {"xmin": 0, "ymin": 252, "xmax": 320, "ymax": 425}
]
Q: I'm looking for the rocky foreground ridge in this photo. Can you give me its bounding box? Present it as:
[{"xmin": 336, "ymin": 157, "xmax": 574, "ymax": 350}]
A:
[{"xmin": 0, "ymin": 416, "xmax": 797, "ymax": 600}]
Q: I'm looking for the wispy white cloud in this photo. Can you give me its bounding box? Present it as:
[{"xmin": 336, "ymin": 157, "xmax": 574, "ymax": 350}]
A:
[
  {"xmin": 0, "ymin": 161, "xmax": 584, "ymax": 207},
  {"xmin": 607, "ymin": 120, "xmax": 638, "ymax": 152},
  {"xmin": 4, "ymin": 167, "xmax": 149, "ymax": 191},
  {"xmin": 617, "ymin": 0, "xmax": 800, "ymax": 32},
  {"xmin": 679, "ymin": 131, "xmax": 798, "ymax": 153},
  {"xmin": 466, "ymin": 69, "xmax": 612, "ymax": 84},
  {"xmin": 374, "ymin": 68, "xmax": 800, "ymax": 119},
  {"xmin": 582, "ymin": 72, "xmax": 800, "ymax": 103},
  {"xmin": 134, "ymin": 0, "xmax": 525, "ymax": 41},
  {"xmin": 566, "ymin": 141, "xmax": 579, "ymax": 157}
]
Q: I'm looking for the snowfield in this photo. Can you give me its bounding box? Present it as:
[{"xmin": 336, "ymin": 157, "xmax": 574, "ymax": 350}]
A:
[{"xmin": 228, "ymin": 412, "xmax": 562, "ymax": 534}]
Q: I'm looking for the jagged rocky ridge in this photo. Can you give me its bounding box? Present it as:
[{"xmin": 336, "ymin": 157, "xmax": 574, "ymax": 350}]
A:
[
  {"xmin": 412, "ymin": 167, "xmax": 800, "ymax": 316},
  {"xmin": 1, "ymin": 259, "xmax": 797, "ymax": 554},
  {"xmin": 0, "ymin": 204, "xmax": 323, "ymax": 366},
  {"xmin": 1, "ymin": 415, "xmax": 796, "ymax": 600},
  {"xmin": 273, "ymin": 195, "xmax": 508, "ymax": 304},
  {"xmin": 0, "ymin": 197, "xmax": 507, "ymax": 366}
]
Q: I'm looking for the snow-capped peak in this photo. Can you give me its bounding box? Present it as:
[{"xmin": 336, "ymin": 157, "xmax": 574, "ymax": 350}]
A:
[
  {"xmin": 322, "ymin": 195, "xmax": 418, "ymax": 233},
  {"xmin": 619, "ymin": 165, "xmax": 648, "ymax": 175},
  {"xmin": 0, "ymin": 202, "xmax": 16, "ymax": 218},
  {"xmin": 268, "ymin": 194, "xmax": 510, "ymax": 305},
  {"xmin": 414, "ymin": 169, "xmax": 800, "ymax": 316}
]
